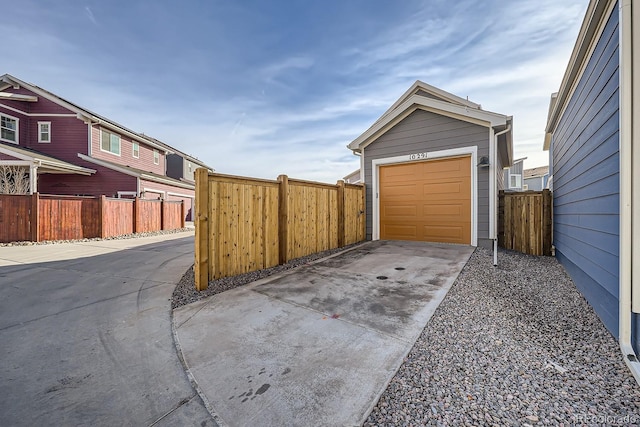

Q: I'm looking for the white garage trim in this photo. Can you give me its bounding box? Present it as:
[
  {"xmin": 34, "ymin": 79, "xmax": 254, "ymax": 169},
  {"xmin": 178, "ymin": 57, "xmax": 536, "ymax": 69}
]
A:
[
  {"xmin": 371, "ymin": 146, "xmax": 478, "ymax": 246},
  {"xmin": 166, "ymin": 191, "xmax": 193, "ymax": 199},
  {"xmin": 142, "ymin": 187, "xmax": 166, "ymax": 199}
]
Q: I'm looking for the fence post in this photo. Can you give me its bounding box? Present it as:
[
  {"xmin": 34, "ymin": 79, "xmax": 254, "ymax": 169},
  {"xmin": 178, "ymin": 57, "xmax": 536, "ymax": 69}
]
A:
[
  {"xmin": 100, "ymin": 195, "xmax": 106, "ymax": 238},
  {"xmin": 160, "ymin": 199, "xmax": 165, "ymax": 231},
  {"xmin": 195, "ymin": 168, "xmax": 210, "ymax": 291},
  {"xmin": 278, "ymin": 174, "xmax": 289, "ymax": 264},
  {"xmin": 31, "ymin": 192, "xmax": 40, "ymax": 242},
  {"xmin": 180, "ymin": 200, "xmax": 185, "ymax": 228},
  {"xmin": 133, "ymin": 197, "xmax": 139, "ymax": 233},
  {"xmin": 337, "ymin": 180, "xmax": 345, "ymax": 247}
]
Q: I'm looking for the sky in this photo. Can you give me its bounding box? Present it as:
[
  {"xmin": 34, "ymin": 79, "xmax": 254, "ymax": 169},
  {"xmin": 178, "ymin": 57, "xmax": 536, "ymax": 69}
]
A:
[{"xmin": 4, "ymin": 0, "xmax": 588, "ymax": 182}]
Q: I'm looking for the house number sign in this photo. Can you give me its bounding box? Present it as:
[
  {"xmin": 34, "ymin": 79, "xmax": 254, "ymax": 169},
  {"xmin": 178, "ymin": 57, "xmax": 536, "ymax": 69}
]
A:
[{"xmin": 408, "ymin": 152, "xmax": 428, "ymax": 161}]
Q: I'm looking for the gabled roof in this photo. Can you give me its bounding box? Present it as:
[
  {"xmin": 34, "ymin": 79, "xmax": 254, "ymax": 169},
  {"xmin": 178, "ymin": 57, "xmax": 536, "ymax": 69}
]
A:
[
  {"xmin": 524, "ymin": 166, "xmax": 549, "ymax": 179},
  {"xmin": 78, "ymin": 154, "xmax": 195, "ymax": 190},
  {"xmin": 347, "ymin": 81, "xmax": 513, "ymax": 165},
  {"xmin": 0, "ymin": 142, "xmax": 95, "ymax": 175},
  {"xmin": 0, "ymin": 74, "xmax": 172, "ymax": 153}
]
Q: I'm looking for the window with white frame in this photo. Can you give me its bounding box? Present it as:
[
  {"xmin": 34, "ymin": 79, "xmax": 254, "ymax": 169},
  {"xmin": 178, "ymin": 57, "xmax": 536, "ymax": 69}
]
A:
[
  {"xmin": 132, "ymin": 142, "xmax": 139, "ymax": 158},
  {"xmin": 153, "ymin": 149, "xmax": 159, "ymax": 165},
  {"xmin": 509, "ymin": 173, "xmax": 522, "ymax": 189},
  {"xmin": 38, "ymin": 122, "xmax": 51, "ymax": 143},
  {"xmin": 187, "ymin": 161, "xmax": 192, "ymax": 173},
  {"xmin": 1, "ymin": 114, "xmax": 18, "ymax": 144},
  {"xmin": 100, "ymin": 129, "xmax": 121, "ymax": 155}
]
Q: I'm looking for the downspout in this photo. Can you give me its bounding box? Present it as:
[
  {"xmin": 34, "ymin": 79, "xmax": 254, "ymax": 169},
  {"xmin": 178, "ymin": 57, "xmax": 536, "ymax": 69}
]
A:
[
  {"xmin": 492, "ymin": 124, "xmax": 511, "ymax": 266},
  {"xmin": 619, "ymin": 0, "xmax": 640, "ymax": 384}
]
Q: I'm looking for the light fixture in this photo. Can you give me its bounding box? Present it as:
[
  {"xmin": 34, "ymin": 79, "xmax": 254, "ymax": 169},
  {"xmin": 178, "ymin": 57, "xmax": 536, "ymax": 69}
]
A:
[{"xmin": 477, "ymin": 156, "xmax": 490, "ymax": 167}]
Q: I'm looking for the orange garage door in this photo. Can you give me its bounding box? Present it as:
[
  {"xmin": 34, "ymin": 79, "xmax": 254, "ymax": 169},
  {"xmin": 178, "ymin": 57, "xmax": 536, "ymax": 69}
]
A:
[{"xmin": 379, "ymin": 156, "xmax": 471, "ymax": 244}]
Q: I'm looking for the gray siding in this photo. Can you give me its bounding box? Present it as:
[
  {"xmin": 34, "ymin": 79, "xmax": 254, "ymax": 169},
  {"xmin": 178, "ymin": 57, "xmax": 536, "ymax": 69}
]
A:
[
  {"xmin": 362, "ymin": 109, "xmax": 490, "ymax": 245},
  {"xmin": 524, "ymin": 176, "xmax": 545, "ymax": 191},
  {"xmin": 551, "ymin": 6, "xmax": 619, "ymax": 336},
  {"xmin": 415, "ymin": 89, "xmax": 449, "ymax": 103},
  {"xmin": 504, "ymin": 161, "xmax": 524, "ymax": 190}
]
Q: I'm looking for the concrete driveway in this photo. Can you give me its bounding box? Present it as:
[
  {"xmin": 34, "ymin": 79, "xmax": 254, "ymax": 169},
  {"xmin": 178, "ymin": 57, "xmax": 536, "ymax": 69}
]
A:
[
  {"xmin": 0, "ymin": 233, "xmax": 215, "ymax": 426},
  {"xmin": 174, "ymin": 240, "xmax": 474, "ymax": 426}
]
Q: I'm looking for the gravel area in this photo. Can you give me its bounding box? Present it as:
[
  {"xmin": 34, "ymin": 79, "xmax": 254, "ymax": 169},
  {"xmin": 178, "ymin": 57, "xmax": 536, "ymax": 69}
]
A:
[
  {"xmin": 0, "ymin": 228, "xmax": 193, "ymax": 247},
  {"xmin": 365, "ymin": 248, "xmax": 640, "ymax": 426},
  {"xmin": 171, "ymin": 242, "xmax": 361, "ymax": 309}
]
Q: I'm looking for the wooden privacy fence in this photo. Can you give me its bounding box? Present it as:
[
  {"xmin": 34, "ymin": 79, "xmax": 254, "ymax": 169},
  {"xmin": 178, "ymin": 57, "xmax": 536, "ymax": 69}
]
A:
[
  {"xmin": 498, "ymin": 190, "xmax": 552, "ymax": 256},
  {"xmin": 0, "ymin": 193, "xmax": 185, "ymax": 243},
  {"xmin": 195, "ymin": 169, "xmax": 366, "ymax": 290}
]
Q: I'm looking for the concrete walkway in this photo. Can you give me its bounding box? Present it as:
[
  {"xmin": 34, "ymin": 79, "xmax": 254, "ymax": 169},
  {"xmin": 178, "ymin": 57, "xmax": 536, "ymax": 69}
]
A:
[
  {"xmin": 174, "ymin": 240, "xmax": 474, "ymax": 426},
  {"xmin": 0, "ymin": 232, "xmax": 215, "ymax": 426}
]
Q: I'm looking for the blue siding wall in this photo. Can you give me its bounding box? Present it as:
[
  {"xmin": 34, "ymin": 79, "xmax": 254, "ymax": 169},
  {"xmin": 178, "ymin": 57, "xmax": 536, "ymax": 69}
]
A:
[{"xmin": 551, "ymin": 7, "xmax": 619, "ymax": 336}]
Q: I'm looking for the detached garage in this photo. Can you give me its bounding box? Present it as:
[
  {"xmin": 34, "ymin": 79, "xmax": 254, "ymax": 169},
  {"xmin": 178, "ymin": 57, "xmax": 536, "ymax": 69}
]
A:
[{"xmin": 348, "ymin": 81, "xmax": 514, "ymax": 249}]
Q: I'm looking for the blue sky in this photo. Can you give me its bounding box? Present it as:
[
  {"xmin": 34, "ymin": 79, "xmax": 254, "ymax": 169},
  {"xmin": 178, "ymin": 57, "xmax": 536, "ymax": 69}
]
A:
[{"xmin": 5, "ymin": 0, "xmax": 587, "ymax": 182}]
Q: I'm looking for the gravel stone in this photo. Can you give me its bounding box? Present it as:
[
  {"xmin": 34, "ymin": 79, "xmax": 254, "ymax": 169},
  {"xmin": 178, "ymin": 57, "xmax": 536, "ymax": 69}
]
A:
[{"xmin": 363, "ymin": 248, "xmax": 640, "ymax": 426}]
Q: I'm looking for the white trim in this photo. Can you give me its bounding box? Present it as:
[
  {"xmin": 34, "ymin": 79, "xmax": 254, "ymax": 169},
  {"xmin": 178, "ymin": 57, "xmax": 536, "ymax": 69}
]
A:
[
  {"xmin": 619, "ymin": 0, "xmax": 640, "ymax": 384},
  {"xmin": 0, "ymin": 103, "xmax": 76, "ymax": 117},
  {"xmin": 37, "ymin": 121, "xmax": 51, "ymax": 143},
  {"xmin": 370, "ymin": 146, "xmax": 478, "ymax": 246},
  {"xmin": 132, "ymin": 141, "xmax": 139, "ymax": 159},
  {"xmin": 167, "ymin": 191, "xmax": 194, "ymax": 198},
  {"xmin": 349, "ymin": 94, "xmax": 508, "ymax": 151},
  {"xmin": 489, "ymin": 128, "xmax": 496, "ymax": 239},
  {"xmin": 99, "ymin": 128, "xmax": 121, "ymax": 156},
  {"xmin": 78, "ymin": 153, "xmax": 140, "ymax": 177},
  {"xmin": 30, "ymin": 165, "xmax": 37, "ymax": 194},
  {"xmin": 0, "ymin": 92, "xmax": 37, "ymax": 102},
  {"xmin": 0, "ymin": 160, "xmax": 31, "ymax": 166},
  {"xmin": 116, "ymin": 191, "xmax": 137, "ymax": 198},
  {"xmin": 142, "ymin": 187, "xmax": 166, "ymax": 199},
  {"xmin": 0, "ymin": 112, "xmax": 19, "ymax": 144}
]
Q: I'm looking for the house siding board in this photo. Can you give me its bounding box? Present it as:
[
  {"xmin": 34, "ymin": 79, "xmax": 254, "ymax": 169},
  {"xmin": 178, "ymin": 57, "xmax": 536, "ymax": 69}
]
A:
[
  {"xmin": 27, "ymin": 117, "xmax": 87, "ymax": 162},
  {"xmin": 1, "ymin": 87, "xmax": 75, "ymax": 115},
  {"xmin": 0, "ymin": 153, "xmax": 21, "ymax": 160},
  {"xmin": 550, "ymin": 7, "xmax": 619, "ymax": 335},
  {"xmin": 91, "ymin": 126, "xmax": 165, "ymax": 174},
  {"xmin": 363, "ymin": 109, "xmax": 490, "ymax": 241},
  {"xmin": 38, "ymin": 166, "xmax": 137, "ymax": 197}
]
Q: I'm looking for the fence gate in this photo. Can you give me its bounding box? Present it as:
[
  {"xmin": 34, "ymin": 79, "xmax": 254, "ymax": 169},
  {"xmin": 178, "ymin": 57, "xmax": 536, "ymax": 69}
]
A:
[
  {"xmin": 0, "ymin": 195, "xmax": 32, "ymax": 243},
  {"xmin": 498, "ymin": 190, "xmax": 552, "ymax": 256}
]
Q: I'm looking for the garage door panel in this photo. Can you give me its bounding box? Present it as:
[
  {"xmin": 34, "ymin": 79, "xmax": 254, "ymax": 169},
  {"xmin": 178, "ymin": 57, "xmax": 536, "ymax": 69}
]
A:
[
  {"xmin": 423, "ymin": 203, "xmax": 463, "ymax": 217},
  {"xmin": 383, "ymin": 224, "xmax": 417, "ymax": 239},
  {"xmin": 380, "ymin": 156, "xmax": 471, "ymax": 244},
  {"xmin": 384, "ymin": 205, "xmax": 417, "ymax": 217}
]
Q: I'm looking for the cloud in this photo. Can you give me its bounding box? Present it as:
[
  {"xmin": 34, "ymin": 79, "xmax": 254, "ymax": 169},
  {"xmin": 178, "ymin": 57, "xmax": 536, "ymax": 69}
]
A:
[{"xmin": 84, "ymin": 6, "xmax": 97, "ymax": 25}]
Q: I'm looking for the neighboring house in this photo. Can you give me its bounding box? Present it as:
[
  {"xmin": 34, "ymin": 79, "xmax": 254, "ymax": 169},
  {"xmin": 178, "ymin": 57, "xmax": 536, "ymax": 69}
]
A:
[
  {"xmin": 343, "ymin": 168, "xmax": 361, "ymax": 184},
  {"xmin": 347, "ymin": 80, "xmax": 513, "ymax": 249},
  {"xmin": 523, "ymin": 165, "xmax": 549, "ymax": 191},
  {"xmin": 543, "ymin": 0, "xmax": 640, "ymax": 382},
  {"xmin": 0, "ymin": 74, "xmax": 213, "ymax": 221},
  {"xmin": 503, "ymin": 157, "xmax": 526, "ymax": 191}
]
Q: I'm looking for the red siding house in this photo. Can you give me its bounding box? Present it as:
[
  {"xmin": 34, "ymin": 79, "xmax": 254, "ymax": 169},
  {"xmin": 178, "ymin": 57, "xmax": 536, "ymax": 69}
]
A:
[{"xmin": 0, "ymin": 74, "xmax": 212, "ymax": 221}]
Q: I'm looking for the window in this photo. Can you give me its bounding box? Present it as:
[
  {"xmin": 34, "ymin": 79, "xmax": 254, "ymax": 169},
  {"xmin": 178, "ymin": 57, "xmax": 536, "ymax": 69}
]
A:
[
  {"xmin": 100, "ymin": 129, "xmax": 121, "ymax": 155},
  {"xmin": 187, "ymin": 162, "xmax": 192, "ymax": 173},
  {"xmin": 1, "ymin": 114, "xmax": 18, "ymax": 144},
  {"xmin": 132, "ymin": 142, "xmax": 139, "ymax": 158},
  {"xmin": 38, "ymin": 122, "xmax": 51, "ymax": 143},
  {"xmin": 509, "ymin": 173, "xmax": 522, "ymax": 189},
  {"xmin": 153, "ymin": 149, "xmax": 159, "ymax": 165}
]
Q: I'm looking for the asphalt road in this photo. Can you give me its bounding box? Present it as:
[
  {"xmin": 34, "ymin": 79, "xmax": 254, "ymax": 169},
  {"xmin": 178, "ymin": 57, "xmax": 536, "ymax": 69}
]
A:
[{"xmin": 0, "ymin": 233, "xmax": 215, "ymax": 426}]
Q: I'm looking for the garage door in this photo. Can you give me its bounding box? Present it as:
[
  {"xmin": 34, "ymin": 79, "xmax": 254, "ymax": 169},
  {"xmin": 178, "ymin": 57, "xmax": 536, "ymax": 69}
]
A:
[{"xmin": 379, "ymin": 156, "xmax": 471, "ymax": 244}]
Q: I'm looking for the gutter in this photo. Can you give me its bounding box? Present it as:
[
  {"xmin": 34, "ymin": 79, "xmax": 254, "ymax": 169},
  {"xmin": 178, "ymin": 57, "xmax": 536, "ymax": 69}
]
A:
[
  {"xmin": 618, "ymin": 0, "xmax": 640, "ymax": 384},
  {"xmin": 492, "ymin": 124, "xmax": 511, "ymax": 267}
]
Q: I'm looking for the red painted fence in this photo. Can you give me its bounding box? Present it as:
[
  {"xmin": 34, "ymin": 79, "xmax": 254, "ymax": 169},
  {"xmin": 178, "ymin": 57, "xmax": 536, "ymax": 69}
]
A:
[{"xmin": 0, "ymin": 193, "xmax": 185, "ymax": 243}]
